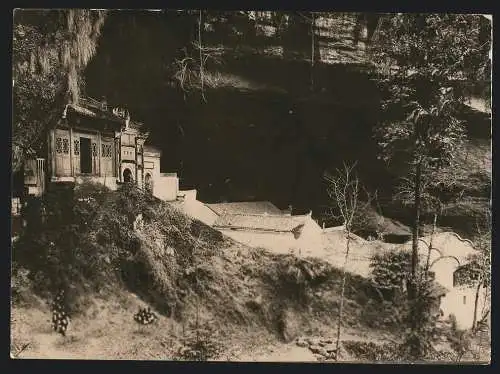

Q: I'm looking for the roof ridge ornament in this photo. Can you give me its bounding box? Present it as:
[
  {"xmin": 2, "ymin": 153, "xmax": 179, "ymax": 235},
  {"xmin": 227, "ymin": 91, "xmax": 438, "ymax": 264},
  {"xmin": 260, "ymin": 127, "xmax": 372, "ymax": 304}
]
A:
[
  {"xmin": 112, "ymin": 106, "xmax": 130, "ymax": 119},
  {"xmin": 112, "ymin": 106, "xmax": 131, "ymax": 129}
]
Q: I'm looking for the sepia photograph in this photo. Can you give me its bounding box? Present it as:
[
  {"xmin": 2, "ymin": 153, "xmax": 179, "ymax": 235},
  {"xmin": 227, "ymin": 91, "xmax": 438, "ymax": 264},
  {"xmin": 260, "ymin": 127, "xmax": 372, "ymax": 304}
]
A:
[{"xmin": 10, "ymin": 9, "xmax": 492, "ymax": 363}]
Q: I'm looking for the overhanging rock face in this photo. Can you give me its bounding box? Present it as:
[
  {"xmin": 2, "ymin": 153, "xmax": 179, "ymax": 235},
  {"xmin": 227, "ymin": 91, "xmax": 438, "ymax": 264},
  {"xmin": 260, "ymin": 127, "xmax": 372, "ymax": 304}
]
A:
[{"xmin": 201, "ymin": 12, "xmax": 374, "ymax": 66}]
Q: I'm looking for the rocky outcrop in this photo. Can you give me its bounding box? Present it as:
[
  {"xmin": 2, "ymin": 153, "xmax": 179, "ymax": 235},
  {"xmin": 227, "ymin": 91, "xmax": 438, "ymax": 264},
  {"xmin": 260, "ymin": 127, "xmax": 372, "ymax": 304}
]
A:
[{"xmin": 295, "ymin": 335, "xmax": 349, "ymax": 361}]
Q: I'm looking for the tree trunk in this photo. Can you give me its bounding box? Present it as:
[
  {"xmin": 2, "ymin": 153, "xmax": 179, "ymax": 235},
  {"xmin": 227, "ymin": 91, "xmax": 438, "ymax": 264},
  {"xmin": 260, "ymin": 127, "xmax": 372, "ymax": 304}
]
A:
[
  {"xmin": 409, "ymin": 159, "xmax": 422, "ymax": 329},
  {"xmin": 335, "ymin": 229, "xmax": 351, "ymax": 359},
  {"xmin": 472, "ymin": 279, "xmax": 482, "ymax": 332},
  {"xmin": 424, "ymin": 211, "xmax": 438, "ymax": 277}
]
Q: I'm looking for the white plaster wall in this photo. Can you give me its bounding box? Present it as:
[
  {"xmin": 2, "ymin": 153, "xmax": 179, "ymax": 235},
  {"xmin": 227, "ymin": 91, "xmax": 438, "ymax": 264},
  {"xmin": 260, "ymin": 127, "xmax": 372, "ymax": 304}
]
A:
[
  {"xmin": 220, "ymin": 229, "xmax": 301, "ymax": 254},
  {"xmin": 441, "ymin": 286, "xmax": 489, "ymax": 330},
  {"xmin": 219, "ymin": 218, "xmax": 324, "ymax": 255},
  {"xmin": 429, "ymin": 257, "xmax": 458, "ymax": 291},
  {"xmin": 154, "ymin": 176, "xmax": 179, "ymax": 201},
  {"xmin": 297, "ymin": 217, "xmax": 324, "ymax": 252},
  {"xmin": 182, "ymin": 199, "xmax": 218, "ymax": 226}
]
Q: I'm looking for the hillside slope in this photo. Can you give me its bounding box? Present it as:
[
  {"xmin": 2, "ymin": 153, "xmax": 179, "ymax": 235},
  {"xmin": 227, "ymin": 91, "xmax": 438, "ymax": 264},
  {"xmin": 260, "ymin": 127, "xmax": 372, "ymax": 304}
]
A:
[
  {"xmin": 10, "ymin": 183, "xmax": 400, "ymax": 359},
  {"xmin": 11, "ymin": 183, "xmax": 488, "ymax": 361}
]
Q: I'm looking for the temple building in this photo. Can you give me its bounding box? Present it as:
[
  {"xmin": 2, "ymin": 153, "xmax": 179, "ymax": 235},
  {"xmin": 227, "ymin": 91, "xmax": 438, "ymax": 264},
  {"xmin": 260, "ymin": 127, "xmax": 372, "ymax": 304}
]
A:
[{"xmin": 22, "ymin": 96, "xmax": 179, "ymax": 199}]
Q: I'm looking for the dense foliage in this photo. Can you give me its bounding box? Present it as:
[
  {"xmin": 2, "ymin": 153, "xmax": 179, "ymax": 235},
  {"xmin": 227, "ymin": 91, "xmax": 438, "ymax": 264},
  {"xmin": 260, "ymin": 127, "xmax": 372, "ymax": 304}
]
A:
[
  {"xmin": 370, "ymin": 250, "xmax": 445, "ymax": 360},
  {"xmin": 372, "ymin": 13, "xmax": 490, "ymax": 176},
  {"xmin": 370, "ymin": 13, "xmax": 490, "ymax": 358},
  {"xmin": 370, "ymin": 250, "xmax": 413, "ymax": 292},
  {"xmin": 12, "ymin": 10, "xmax": 107, "ymax": 171}
]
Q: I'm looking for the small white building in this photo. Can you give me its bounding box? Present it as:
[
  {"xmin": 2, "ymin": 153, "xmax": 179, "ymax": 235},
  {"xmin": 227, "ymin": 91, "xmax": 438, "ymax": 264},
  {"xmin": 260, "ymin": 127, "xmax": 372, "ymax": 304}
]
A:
[
  {"xmin": 399, "ymin": 232, "xmax": 490, "ymax": 330},
  {"xmin": 202, "ymin": 201, "xmax": 323, "ymax": 255}
]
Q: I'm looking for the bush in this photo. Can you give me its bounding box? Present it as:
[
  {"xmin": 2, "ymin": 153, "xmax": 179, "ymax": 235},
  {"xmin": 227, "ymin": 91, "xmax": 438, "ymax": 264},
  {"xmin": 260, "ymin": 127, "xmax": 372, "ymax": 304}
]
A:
[
  {"xmin": 272, "ymin": 255, "xmax": 333, "ymax": 305},
  {"xmin": 342, "ymin": 340, "xmax": 403, "ymax": 362},
  {"xmin": 177, "ymin": 321, "xmax": 223, "ymax": 361},
  {"xmin": 370, "ymin": 250, "xmax": 412, "ymax": 295},
  {"xmin": 446, "ymin": 314, "xmax": 474, "ymax": 361},
  {"xmin": 361, "ymin": 297, "xmax": 408, "ymax": 330},
  {"xmin": 11, "ymin": 262, "xmax": 33, "ymax": 304},
  {"xmin": 396, "ymin": 277, "xmax": 442, "ymax": 361}
]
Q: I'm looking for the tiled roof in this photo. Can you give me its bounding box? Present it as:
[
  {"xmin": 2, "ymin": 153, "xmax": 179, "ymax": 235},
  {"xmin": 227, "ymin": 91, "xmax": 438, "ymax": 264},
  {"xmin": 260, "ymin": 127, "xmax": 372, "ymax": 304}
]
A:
[
  {"xmin": 207, "ymin": 201, "xmax": 282, "ymax": 216},
  {"xmin": 213, "ymin": 213, "xmax": 308, "ymax": 232},
  {"xmin": 67, "ymin": 104, "xmax": 97, "ymax": 118},
  {"xmin": 67, "ymin": 97, "xmax": 145, "ymax": 130}
]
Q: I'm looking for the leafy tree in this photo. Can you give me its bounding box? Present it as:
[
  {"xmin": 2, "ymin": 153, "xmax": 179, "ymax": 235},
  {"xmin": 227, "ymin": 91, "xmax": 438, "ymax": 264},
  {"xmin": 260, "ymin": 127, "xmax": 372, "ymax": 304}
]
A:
[
  {"xmin": 12, "ymin": 9, "xmax": 107, "ymax": 171},
  {"xmin": 395, "ymin": 159, "xmax": 470, "ymax": 279},
  {"xmin": 370, "ymin": 13, "xmax": 491, "ymax": 357},
  {"xmin": 12, "ymin": 23, "xmax": 64, "ymax": 172}
]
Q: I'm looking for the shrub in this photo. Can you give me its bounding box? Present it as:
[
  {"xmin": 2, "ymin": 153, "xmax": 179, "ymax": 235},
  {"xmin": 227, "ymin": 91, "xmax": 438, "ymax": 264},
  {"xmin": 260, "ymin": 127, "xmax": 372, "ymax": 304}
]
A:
[
  {"xmin": 177, "ymin": 322, "xmax": 222, "ymax": 361},
  {"xmin": 396, "ymin": 277, "xmax": 442, "ymax": 361},
  {"xmin": 11, "ymin": 262, "xmax": 33, "ymax": 304},
  {"xmin": 370, "ymin": 250, "xmax": 412, "ymax": 295},
  {"xmin": 446, "ymin": 314, "xmax": 474, "ymax": 361},
  {"xmin": 361, "ymin": 297, "xmax": 408, "ymax": 330},
  {"xmin": 342, "ymin": 340, "xmax": 403, "ymax": 362}
]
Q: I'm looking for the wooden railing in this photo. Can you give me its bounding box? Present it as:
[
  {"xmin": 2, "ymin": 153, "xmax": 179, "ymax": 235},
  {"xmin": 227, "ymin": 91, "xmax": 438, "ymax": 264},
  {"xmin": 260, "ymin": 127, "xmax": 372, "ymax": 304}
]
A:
[
  {"xmin": 37, "ymin": 158, "xmax": 46, "ymax": 195},
  {"xmin": 24, "ymin": 158, "xmax": 46, "ymax": 196}
]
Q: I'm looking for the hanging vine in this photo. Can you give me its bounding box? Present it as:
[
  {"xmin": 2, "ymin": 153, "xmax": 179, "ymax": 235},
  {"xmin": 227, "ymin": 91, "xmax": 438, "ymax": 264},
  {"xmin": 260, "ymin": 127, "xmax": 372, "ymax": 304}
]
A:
[{"xmin": 172, "ymin": 10, "xmax": 224, "ymax": 102}]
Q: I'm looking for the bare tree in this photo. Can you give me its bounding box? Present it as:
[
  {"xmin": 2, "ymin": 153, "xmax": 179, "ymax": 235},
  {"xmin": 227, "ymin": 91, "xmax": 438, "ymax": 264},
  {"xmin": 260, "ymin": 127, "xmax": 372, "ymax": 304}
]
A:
[{"xmin": 324, "ymin": 162, "xmax": 370, "ymax": 359}]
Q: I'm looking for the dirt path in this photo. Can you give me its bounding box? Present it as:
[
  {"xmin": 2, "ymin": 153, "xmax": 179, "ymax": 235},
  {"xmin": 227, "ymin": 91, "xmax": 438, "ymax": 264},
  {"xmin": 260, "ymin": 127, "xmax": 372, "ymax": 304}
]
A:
[
  {"xmin": 11, "ymin": 299, "xmax": 399, "ymax": 362},
  {"xmin": 236, "ymin": 343, "xmax": 317, "ymax": 362}
]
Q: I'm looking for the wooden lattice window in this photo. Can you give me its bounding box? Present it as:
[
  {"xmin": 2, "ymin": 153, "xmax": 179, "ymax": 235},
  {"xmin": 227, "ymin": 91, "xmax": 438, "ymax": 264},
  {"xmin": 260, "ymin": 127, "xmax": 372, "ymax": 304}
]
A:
[
  {"xmin": 56, "ymin": 137, "xmax": 63, "ymax": 154},
  {"xmin": 101, "ymin": 144, "xmax": 112, "ymax": 158},
  {"xmin": 62, "ymin": 138, "xmax": 69, "ymax": 154},
  {"xmin": 74, "ymin": 140, "xmax": 80, "ymax": 155}
]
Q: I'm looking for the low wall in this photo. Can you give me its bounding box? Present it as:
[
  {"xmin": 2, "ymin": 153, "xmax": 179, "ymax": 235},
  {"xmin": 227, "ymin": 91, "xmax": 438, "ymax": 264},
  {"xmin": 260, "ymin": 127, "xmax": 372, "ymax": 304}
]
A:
[
  {"xmin": 182, "ymin": 195, "xmax": 218, "ymax": 226},
  {"xmin": 180, "ymin": 189, "xmax": 197, "ymax": 202},
  {"xmin": 154, "ymin": 175, "xmax": 179, "ymax": 201},
  {"xmin": 220, "ymin": 229, "xmax": 301, "ymax": 255}
]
